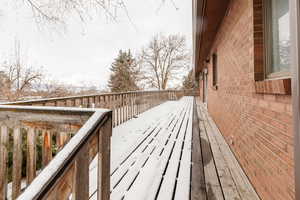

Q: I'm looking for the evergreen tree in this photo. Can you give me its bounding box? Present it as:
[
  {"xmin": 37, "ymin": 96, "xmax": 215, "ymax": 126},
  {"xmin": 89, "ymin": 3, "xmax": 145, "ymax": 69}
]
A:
[
  {"xmin": 182, "ymin": 70, "xmax": 194, "ymax": 89},
  {"xmin": 108, "ymin": 50, "xmax": 140, "ymax": 92}
]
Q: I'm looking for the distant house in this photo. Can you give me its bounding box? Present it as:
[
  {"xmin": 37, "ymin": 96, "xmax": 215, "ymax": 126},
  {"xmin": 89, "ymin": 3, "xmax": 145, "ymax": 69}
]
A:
[{"xmin": 193, "ymin": 0, "xmax": 298, "ymax": 199}]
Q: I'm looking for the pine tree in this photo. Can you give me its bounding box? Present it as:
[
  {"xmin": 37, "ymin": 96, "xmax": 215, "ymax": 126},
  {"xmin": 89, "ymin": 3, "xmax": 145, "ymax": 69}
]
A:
[
  {"xmin": 182, "ymin": 70, "xmax": 194, "ymax": 89},
  {"xmin": 108, "ymin": 50, "xmax": 140, "ymax": 92}
]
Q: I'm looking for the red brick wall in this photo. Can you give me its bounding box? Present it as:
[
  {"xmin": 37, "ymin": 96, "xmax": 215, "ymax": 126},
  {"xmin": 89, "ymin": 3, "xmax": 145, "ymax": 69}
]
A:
[{"xmin": 198, "ymin": 0, "xmax": 294, "ymax": 199}]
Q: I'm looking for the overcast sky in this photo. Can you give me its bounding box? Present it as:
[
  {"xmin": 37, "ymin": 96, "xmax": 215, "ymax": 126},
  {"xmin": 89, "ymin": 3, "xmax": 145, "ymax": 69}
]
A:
[{"xmin": 0, "ymin": 0, "xmax": 192, "ymax": 89}]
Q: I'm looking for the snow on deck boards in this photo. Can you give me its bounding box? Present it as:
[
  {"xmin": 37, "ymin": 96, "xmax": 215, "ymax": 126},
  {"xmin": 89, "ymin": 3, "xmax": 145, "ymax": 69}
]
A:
[
  {"xmin": 194, "ymin": 100, "xmax": 260, "ymax": 200},
  {"xmin": 88, "ymin": 97, "xmax": 259, "ymax": 200},
  {"xmin": 89, "ymin": 97, "xmax": 194, "ymax": 200}
]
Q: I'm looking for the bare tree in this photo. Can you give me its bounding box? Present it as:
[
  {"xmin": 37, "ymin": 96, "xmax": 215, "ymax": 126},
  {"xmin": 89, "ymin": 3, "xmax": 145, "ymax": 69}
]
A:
[
  {"xmin": 33, "ymin": 78, "xmax": 102, "ymax": 98},
  {"xmin": 20, "ymin": 0, "xmax": 127, "ymax": 28},
  {"xmin": 140, "ymin": 34, "xmax": 190, "ymax": 90},
  {"xmin": 32, "ymin": 79, "xmax": 73, "ymax": 98},
  {"xmin": 0, "ymin": 41, "xmax": 43, "ymax": 101},
  {"xmin": 75, "ymin": 81, "xmax": 100, "ymax": 95}
]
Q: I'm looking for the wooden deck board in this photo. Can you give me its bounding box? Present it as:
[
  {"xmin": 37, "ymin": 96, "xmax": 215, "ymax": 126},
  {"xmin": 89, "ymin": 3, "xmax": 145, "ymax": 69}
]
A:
[
  {"xmin": 111, "ymin": 98, "xmax": 191, "ymax": 200},
  {"xmin": 200, "ymin": 105, "xmax": 240, "ymax": 200},
  {"xmin": 201, "ymin": 104, "xmax": 260, "ymax": 200},
  {"xmin": 124, "ymin": 102, "xmax": 188, "ymax": 200},
  {"xmin": 191, "ymin": 100, "xmax": 207, "ymax": 200},
  {"xmin": 156, "ymin": 100, "xmax": 192, "ymax": 200},
  {"xmin": 196, "ymin": 100, "xmax": 260, "ymax": 200},
  {"xmin": 88, "ymin": 97, "xmax": 260, "ymax": 200},
  {"xmin": 198, "ymin": 107, "xmax": 225, "ymax": 200},
  {"xmin": 174, "ymin": 102, "xmax": 193, "ymax": 200}
]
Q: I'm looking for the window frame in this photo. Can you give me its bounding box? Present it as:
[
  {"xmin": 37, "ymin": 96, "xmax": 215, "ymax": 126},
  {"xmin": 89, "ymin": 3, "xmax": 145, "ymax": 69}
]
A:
[
  {"xmin": 212, "ymin": 53, "xmax": 218, "ymax": 88},
  {"xmin": 264, "ymin": 0, "xmax": 291, "ymax": 79}
]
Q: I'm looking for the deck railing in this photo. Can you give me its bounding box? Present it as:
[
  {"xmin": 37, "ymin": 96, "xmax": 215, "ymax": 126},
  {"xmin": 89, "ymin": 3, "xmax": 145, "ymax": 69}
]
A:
[
  {"xmin": 0, "ymin": 106, "xmax": 111, "ymax": 200},
  {"xmin": 5, "ymin": 90, "xmax": 195, "ymax": 127},
  {"xmin": 0, "ymin": 89, "xmax": 196, "ymax": 199}
]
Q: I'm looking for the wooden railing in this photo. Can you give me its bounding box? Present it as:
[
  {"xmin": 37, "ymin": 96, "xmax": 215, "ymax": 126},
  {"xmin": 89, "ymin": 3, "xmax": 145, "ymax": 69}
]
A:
[
  {"xmin": 0, "ymin": 89, "xmax": 196, "ymax": 200},
  {"xmin": 5, "ymin": 90, "xmax": 194, "ymax": 127},
  {"xmin": 0, "ymin": 106, "xmax": 111, "ymax": 200}
]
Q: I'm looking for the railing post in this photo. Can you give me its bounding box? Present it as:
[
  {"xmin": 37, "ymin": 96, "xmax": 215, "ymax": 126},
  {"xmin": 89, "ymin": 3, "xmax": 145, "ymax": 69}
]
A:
[
  {"xmin": 57, "ymin": 132, "xmax": 70, "ymax": 150},
  {"xmin": 86, "ymin": 97, "xmax": 90, "ymax": 108},
  {"xmin": 103, "ymin": 95, "xmax": 106, "ymax": 108},
  {"xmin": 42, "ymin": 130, "xmax": 52, "ymax": 167},
  {"xmin": 124, "ymin": 94, "xmax": 127, "ymax": 122},
  {"xmin": 121, "ymin": 94, "xmax": 124, "ymax": 124},
  {"xmin": 114, "ymin": 95, "xmax": 117, "ymax": 126},
  {"xmin": 73, "ymin": 144, "xmax": 89, "ymax": 200},
  {"xmin": 144, "ymin": 92, "xmax": 146, "ymax": 111},
  {"xmin": 26, "ymin": 128, "xmax": 36, "ymax": 185},
  {"xmin": 130, "ymin": 93, "xmax": 134, "ymax": 119},
  {"xmin": 127, "ymin": 94, "xmax": 130, "ymax": 121},
  {"xmin": 94, "ymin": 96, "xmax": 97, "ymax": 108},
  {"xmin": 146, "ymin": 92, "xmax": 148, "ymax": 110},
  {"xmin": 12, "ymin": 127, "xmax": 22, "ymax": 200},
  {"xmin": 116, "ymin": 95, "xmax": 119, "ymax": 126},
  {"xmin": 137, "ymin": 93, "xmax": 140, "ymax": 115},
  {"xmin": 93, "ymin": 96, "xmax": 96, "ymax": 108},
  {"xmin": 134, "ymin": 93, "xmax": 137, "ymax": 116},
  {"xmin": 126, "ymin": 94, "xmax": 129, "ymax": 121},
  {"xmin": 98, "ymin": 116, "xmax": 112, "ymax": 200},
  {"xmin": 140, "ymin": 92, "xmax": 143, "ymax": 114},
  {"xmin": 111, "ymin": 95, "xmax": 114, "ymax": 109},
  {"xmin": 79, "ymin": 98, "xmax": 83, "ymax": 107},
  {"xmin": 112, "ymin": 95, "xmax": 115, "ymax": 127},
  {"xmin": 124, "ymin": 94, "xmax": 127, "ymax": 121},
  {"xmin": 142, "ymin": 92, "xmax": 145, "ymax": 113},
  {"xmin": 0, "ymin": 126, "xmax": 8, "ymax": 199}
]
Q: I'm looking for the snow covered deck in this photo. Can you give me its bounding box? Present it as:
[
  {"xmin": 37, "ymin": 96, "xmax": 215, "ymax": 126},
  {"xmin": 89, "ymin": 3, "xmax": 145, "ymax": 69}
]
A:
[{"xmin": 88, "ymin": 97, "xmax": 259, "ymax": 200}]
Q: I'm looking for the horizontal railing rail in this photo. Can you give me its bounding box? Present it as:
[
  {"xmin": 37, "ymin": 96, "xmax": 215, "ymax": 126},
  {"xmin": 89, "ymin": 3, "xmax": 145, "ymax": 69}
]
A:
[
  {"xmin": 0, "ymin": 106, "xmax": 112, "ymax": 200},
  {"xmin": 2, "ymin": 90, "xmax": 196, "ymax": 127},
  {"xmin": 1, "ymin": 90, "xmax": 194, "ymax": 105}
]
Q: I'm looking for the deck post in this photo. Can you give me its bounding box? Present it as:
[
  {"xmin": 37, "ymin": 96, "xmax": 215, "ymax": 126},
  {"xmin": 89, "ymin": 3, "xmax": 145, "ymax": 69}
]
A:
[
  {"xmin": 98, "ymin": 116, "xmax": 112, "ymax": 200},
  {"xmin": 112, "ymin": 95, "xmax": 116, "ymax": 127},
  {"xmin": 74, "ymin": 144, "xmax": 89, "ymax": 200},
  {"xmin": 42, "ymin": 130, "xmax": 52, "ymax": 167},
  {"xmin": 137, "ymin": 93, "xmax": 140, "ymax": 115},
  {"xmin": 291, "ymin": 0, "xmax": 300, "ymax": 199},
  {"xmin": 12, "ymin": 127, "xmax": 22, "ymax": 200},
  {"xmin": 125, "ymin": 94, "xmax": 128, "ymax": 121},
  {"xmin": 26, "ymin": 128, "xmax": 36, "ymax": 184},
  {"xmin": 0, "ymin": 126, "xmax": 8, "ymax": 199},
  {"xmin": 117, "ymin": 95, "xmax": 120, "ymax": 125}
]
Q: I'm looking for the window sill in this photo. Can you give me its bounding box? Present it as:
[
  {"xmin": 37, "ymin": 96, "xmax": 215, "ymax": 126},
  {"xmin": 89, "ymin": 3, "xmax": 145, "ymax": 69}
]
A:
[
  {"xmin": 212, "ymin": 85, "xmax": 218, "ymax": 90},
  {"xmin": 255, "ymin": 78, "xmax": 291, "ymax": 95},
  {"xmin": 266, "ymin": 71, "xmax": 291, "ymax": 80}
]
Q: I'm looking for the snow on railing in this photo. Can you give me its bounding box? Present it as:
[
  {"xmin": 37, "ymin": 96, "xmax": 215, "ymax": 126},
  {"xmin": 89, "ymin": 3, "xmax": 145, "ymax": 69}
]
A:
[
  {"xmin": 3, "ymin": 90, "xmax": 195, "ymax": 127},
  {"xmin": 0, "ymin": 106, "xmax": 111, "ymax": 200}
]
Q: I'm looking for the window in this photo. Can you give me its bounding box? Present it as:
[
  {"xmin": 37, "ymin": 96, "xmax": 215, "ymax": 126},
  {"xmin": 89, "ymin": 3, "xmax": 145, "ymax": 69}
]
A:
[
  {"xmin": 265, "ymin": 0, "xmax": 291, "ymax": 78},
  {"xmin": 212, "ymin": 53, "xmax": 218, "ymax": 87}
]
